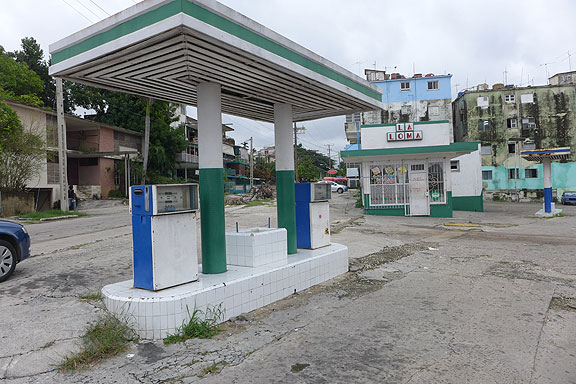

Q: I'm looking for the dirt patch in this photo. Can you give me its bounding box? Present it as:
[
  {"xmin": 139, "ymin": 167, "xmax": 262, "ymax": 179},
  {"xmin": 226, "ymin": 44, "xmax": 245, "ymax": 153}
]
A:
[
  {"xmin": 349, "ymin": 242, "xmax": 438, "ymax": 273},
  {"xmin": 549, "ymin": 297, "xmax": 576, "ymax": 312}
]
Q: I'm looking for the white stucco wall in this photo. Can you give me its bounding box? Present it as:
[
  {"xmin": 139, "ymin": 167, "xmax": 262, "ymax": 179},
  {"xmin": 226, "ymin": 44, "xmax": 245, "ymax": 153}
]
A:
[
  {"xmin": 361, "ymin": 122, "xmax": 452, "ymax": 150},
  {"xmin": 451, "ymin": 148, "xmax": 483, "ymax": 197}
]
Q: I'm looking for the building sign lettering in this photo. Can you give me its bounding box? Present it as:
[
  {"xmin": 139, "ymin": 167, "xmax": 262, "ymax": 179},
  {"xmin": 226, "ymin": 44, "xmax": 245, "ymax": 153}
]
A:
[{"xmin": 388, "ymin": 123, "xmax": 422, "ymax": 142}]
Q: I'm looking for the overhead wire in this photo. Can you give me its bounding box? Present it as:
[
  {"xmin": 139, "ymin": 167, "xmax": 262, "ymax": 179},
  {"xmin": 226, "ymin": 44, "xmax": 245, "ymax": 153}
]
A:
[
  {"xmin": 60, "ymin": 0, "xmax": 96, "ymax": 22},
  {"xmin": 72, "ymin": 0, "xmax": 103, "ymax": 21},
  {"xmin": 88, "ymin": 0, "xmax": 111, "ymax": 16}
]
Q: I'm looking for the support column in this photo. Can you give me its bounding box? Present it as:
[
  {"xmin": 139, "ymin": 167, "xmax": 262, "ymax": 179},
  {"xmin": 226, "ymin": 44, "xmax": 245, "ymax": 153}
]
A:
[
  {"xmin": 543, "ymin": 157, "xmax": 552, "ymax": 213},
  {"xmin": 55, "ymin": 78, "xmax": 69, "ymax": 212},
  {"xmin": 274, "ymin": 104, "xmax": 297, "ymax": 254},
  {"xmin": 198, "ymin": 83, "xmax": 226, "ymax": 274}
]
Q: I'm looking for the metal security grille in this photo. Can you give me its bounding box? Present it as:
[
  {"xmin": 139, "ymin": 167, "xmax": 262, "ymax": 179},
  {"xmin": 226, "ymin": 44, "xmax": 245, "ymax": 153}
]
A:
[
  {"xmin": 428, "ymin": 161, "xmax": 445, "ymax": 203},
  {"xmin": 368, "ymin": 162, "xmax": 410, "ymax": 207}
]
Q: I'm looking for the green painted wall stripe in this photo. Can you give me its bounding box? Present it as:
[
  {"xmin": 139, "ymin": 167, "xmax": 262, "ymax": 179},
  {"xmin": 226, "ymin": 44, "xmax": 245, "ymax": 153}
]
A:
[
  {"xmin": 341, "ymin": 142, "xmax": 481, "ymax": 158},
  {"xmin": 199, "ymin": 168, "xmax": 227, "ymax": 274},
  {"xmin": 362, "ymin": 192, "xmax": 454, "ymax": 217},
  {"xmin": 276, "ymin": 170, "xmax": 297, "ymax": 254},
  {"xmin": 52, "ymin": 0, "xmax": 381, "ymax": 101},
  {"xmin": 453, "ymin": 195, "xmax": 484, "ymax": 212},
  {"xmin": 361, "ymin": 120, "xmax": 450, "ymax": 128}
]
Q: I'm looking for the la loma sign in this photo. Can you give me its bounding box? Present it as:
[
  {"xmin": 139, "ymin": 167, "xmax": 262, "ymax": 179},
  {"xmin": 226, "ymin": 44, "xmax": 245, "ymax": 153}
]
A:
[{"xmin": 387, "ymin": 122, "xmax": 423, "ymax": 142}]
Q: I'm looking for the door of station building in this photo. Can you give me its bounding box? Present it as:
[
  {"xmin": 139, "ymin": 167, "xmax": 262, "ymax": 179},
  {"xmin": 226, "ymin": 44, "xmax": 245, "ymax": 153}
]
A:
[{"xmin": 409, "ymin": 164, "xmax": 429, "ymax": 216}]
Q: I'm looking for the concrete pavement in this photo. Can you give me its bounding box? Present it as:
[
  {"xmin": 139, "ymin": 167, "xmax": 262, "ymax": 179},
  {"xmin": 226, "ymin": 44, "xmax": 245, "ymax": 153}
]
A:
[{"xmin": 1, "ymin": 194, "xmax": 575, "ymax": 383}]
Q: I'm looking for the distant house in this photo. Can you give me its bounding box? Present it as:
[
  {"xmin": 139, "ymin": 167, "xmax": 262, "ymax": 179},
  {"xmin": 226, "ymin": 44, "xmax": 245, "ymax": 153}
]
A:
[
  {"xmin": 257, "ymin": 146, "xmax": 275, "ymax": 162},
  {"xmin": 174, "ymin": 115, "xmax": 251, "ymax": 193},
  {"xmin": 7, "ymin": 100, "xmax": 142, "ymax": 209}
]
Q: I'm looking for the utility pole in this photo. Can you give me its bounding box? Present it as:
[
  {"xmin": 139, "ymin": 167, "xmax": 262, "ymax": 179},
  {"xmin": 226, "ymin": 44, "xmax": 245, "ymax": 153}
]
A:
[
  {"xmin": 142, "ymin": 97, "xmax": 152, "ymax": 184},
  {"xmin": 568, "ymin": 51, "xmax": 572, "ymax": 71},
  {"xmin": 249, "ymin": 137, "xmax": 254, "ymax": 190},
  {"xmin": 293, "ymin": 123, "xmax": 306, "ymax": 182},
  {"xmin": 326, "ymin": 144, "xmax": 334, "ymax": 169},
  {"xmin": 55, "ymin": 78, "xmax": 69, "ymax": 212}
]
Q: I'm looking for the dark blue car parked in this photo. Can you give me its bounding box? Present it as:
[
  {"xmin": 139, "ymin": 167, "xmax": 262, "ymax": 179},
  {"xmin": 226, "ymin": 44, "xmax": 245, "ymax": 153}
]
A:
[
  {"xmin": 561, "ymin": 191, "xmax": 576, "ymax": 205},
  {"xmin": 0, "ymin": 220, "xmax": 31, "ymax": 282}
]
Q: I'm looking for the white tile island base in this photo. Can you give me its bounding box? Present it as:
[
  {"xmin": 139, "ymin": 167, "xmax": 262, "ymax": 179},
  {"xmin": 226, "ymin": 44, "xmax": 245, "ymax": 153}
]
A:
[{"xmin": 102, "ymin": 243, "xmax": 348, "ymax": 340}]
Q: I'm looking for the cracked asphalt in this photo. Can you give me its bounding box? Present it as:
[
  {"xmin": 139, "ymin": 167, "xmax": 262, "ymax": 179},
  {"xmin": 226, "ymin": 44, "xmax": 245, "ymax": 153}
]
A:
[{"xmin": 1, "ymin": 195, "xmax": 575, "ymax": 383}]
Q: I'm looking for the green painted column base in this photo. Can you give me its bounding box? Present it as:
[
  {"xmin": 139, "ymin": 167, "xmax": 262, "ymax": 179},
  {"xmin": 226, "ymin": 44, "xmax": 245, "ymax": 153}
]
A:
[
  {"xmin": 276, "ymin": 170, "xmax": 297, "ymax": 254},
  {"xmin": 199, "ymin": 168, "xmax": 227, "ymax": 274}
]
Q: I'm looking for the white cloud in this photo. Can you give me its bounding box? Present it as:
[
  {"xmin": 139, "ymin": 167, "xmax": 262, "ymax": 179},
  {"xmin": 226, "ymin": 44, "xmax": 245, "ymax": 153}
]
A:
[{"xmin": 2, "ymin": 0, "xmax": 575, "ymax": 156}]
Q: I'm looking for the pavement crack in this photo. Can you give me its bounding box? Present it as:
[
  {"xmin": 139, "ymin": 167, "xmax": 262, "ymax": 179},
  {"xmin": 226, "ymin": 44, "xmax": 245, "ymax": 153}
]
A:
[{"xmin": 529, "ymin": 287, "xmax": 557, "ymax": 384}]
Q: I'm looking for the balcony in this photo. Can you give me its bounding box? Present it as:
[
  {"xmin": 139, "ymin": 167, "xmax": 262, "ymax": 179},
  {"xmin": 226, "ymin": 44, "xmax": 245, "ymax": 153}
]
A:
[
  {"xmin": 176, "ymin": 152, "xmax": 198, "ymax": 163},
  {"xmin": 345, "ymin": 122, "xmax": 360, "ymax": 144}
]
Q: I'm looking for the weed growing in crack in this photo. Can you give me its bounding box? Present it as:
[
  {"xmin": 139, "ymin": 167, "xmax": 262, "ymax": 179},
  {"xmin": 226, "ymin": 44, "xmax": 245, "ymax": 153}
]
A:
[
  {"xmin": 58, "ymin": 313, "xmax": 138, "ymax": 371},
  {"xmin": 164, "ymin": 304, "xmax": 224, "ymax": 344},
  {"xmin": 79, "ymin": 289, "xmax": 103, "ymax": 302}
]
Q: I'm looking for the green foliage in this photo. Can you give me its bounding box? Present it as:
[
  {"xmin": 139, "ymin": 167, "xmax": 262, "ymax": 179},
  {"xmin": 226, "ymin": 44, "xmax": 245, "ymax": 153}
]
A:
[
  {"xmin": 18, "ymin": 210, "xmax": 86, "ymax": 219},
  {"xmin": 164, "ymin": 305, "xmax": 223, "ymax": 344},
  {"xmin": 10, "ymin": 37, "xmax": 54, "ymax": 108},
  {"xmin": 0, "ymin": 101, "xmax": 45, "ymax": 191},
  {"xmin": 0, "ymin": 45, "xmax": 44, "ymax": 106},
  {"xmin": 107, "ymin": 189, "xmax": 125, "ymax": 199},
  {"xmin": 0, "ymin": 100, "xmax": 23, "ymax": 149},
  {"xmin": 296, "ymin": 144, "xmax": 331, "ymax": 181},
  {"xmin": 253, "ymin": 156, "xmax": 276, "ymax": 182},
  {"xmin": 58, "ymin": 314, "xmax": 137, "ymax": 371}
]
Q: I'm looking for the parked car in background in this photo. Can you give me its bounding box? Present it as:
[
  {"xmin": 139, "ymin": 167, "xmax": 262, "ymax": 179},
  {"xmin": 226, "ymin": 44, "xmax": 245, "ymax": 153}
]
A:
[
  {"xmin": 560, "ymin": 191, "xmax": 576, "ymax": 205},
  {"xmin": 318, "ymin": 180, "xmax": 348, "ymax": 194},
  {"xmin": 0, "ymin": 220, "xmax": 31, "ymax": 282}
]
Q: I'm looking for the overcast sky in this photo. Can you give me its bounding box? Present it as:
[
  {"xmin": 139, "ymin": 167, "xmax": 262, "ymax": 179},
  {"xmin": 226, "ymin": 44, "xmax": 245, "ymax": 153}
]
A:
[{"xmin": 2, "ymin": 0, "xmax": 575, "ymax": 160}]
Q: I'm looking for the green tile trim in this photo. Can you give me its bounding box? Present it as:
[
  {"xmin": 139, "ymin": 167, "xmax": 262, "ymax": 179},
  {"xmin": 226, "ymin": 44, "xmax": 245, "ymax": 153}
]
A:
[
  {"xmin": 276, "ymin": 170, "xmax": 297, "ymax": 254},
  {"xmin": 361, "ymin": 120, "xmax": 450, "ymax": 128},
  {"xmin": 453, "ymin": 194, "xmax": 484, "ymax": 212},
  {"xmin": 362, "ymin": 192, "xmax": 454, "ymax": 217},
  {"xmin": 341, "ymin": 142, "xmax": 481, "ymax": 158},
  {"xmin": 52, "ymin": 0, "xmax": 381, "ymax": 101},
  {"xmin": 199, "ymin": 168, "xmax": 227, "ymax": 274},
  {"xmin": 430, "ymin": 191, "xmax": 453, "ymax": 218}
]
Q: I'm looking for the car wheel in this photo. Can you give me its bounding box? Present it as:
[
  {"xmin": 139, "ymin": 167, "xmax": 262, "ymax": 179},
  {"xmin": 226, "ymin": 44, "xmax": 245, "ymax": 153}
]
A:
[
  {"xmin": 337, "ymin": 188, "xmax": 344, "ymax": 194},
  {"xmin": 0, "ymin": 240, "xmax": 17, "ymax": 282}
]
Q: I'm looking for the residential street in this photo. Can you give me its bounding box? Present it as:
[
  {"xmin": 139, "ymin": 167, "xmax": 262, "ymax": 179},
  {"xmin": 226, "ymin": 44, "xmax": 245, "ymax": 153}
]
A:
[{"xmin": 1, "ymin": 194, "xmax": 576, "ymax": 383}]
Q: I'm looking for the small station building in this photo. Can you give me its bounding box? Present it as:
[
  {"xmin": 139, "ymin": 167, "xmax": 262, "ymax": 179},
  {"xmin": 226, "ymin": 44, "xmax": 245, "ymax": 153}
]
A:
[{"xmin": 342, "ymin": 120, "xmax": 482, "ymax": 217}]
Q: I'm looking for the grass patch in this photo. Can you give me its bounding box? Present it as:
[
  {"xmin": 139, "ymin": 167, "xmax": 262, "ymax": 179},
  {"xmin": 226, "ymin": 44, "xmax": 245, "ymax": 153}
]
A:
[
  {"xmin": 243, "ymin": 198, "xmax": 274, "ymax": 208},
  {"xmin": 79, "ymin": 290, "xmax": 103, "ymax": 302},
  {"xmin": 58, "ymin": 314, "xmax": 137, "ymax": 371},
  {"xmin": 18, "ymin": 210, "xmax": 87, "ymax": 219},
  {"xmin": 164, "ymin": 305, "xmax": 224, "ymax": 344}
]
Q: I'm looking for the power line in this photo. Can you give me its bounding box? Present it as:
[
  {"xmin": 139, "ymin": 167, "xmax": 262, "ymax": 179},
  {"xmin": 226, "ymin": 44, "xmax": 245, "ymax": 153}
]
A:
[
  {"xmin": 88, "ymin": 0, "xmax": 111, "ymax": 16},
  {"xmin": 72, "ymin": 0, "xmax": 102, "ymax": 20},
  {"xmin": 60, "ymin": 0, "xmax": 95, "ymax": 22}
]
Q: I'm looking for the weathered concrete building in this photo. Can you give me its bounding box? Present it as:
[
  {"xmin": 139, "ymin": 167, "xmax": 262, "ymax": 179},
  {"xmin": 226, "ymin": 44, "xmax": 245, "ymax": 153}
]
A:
[
  {"xmin": 6, "ymin": 100, "xmax": 142, "ymax": 207},
  {"xmin": 452, "ymin": 73, "xmax": 576, "ymax": 199},
  {"xmin": 342, "ymin": 70, "xmax": 483, "ymax": 217}
]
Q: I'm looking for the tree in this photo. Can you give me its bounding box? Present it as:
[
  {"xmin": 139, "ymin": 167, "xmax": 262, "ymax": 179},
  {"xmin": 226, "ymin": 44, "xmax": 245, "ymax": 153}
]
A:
[
  {"xmin": 253, "ymin": 156, "xmax": 276, "ymax": 182},
  {"xmin": 10, "ymin": 37, "xmax": 54, "ymax": 108},
  {"xmin": 295, "ymin": 144, "xmax": 331, "ymax": 181},
  {"xmin": 0, "ymin": 46, "xmax": 43, "ymax": 107},
  {"xmin": 0, "ymin": 100, "xmax": 45, "ymax": 191}
]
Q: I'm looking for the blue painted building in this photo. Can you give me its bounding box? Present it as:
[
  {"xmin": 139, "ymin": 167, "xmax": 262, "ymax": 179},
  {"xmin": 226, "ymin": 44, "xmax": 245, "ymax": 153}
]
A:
[{"xmin": 342, "ymin": 70, "xmax": 483, "ymax": 217}]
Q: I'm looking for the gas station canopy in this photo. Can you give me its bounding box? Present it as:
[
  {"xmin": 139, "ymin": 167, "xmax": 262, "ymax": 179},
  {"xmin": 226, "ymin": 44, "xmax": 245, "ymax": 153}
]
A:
[{"xmin": 49, "ymin": 0, "xmax": 384, "ymax": 122}]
